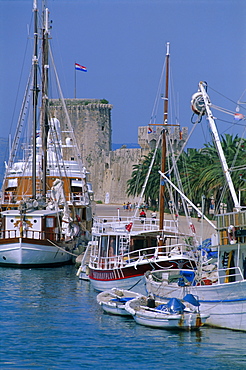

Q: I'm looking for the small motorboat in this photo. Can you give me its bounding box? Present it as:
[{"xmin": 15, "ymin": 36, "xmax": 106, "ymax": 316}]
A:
[
  {"xmin": 125, "ymin": 294, "xmax": 209, "ymax": 330},
  {"xmin": 96, "ymin": 288, "xmax": 142, "ymax": 316}
]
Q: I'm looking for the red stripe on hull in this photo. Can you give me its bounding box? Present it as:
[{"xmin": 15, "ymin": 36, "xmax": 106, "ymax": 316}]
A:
[{"xmin": 89, "ymin": 259, "xmax": 195, "ymax": 281}]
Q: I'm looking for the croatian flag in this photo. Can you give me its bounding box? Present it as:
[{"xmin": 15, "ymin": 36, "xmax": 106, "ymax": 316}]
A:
[
  {"xmin": 148, "ymin": 126, "xmax": 153, "ymax": 134},
  {"xmin": 75, "ymin": 63, "xmax": 87, "ymax": 72},
  {"xmin": 234, "ymin": 113, "xmax": 244, "ymax": 120}
]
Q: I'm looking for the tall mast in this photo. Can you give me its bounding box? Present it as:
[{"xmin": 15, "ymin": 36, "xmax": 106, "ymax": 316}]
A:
[
  {"xmin": 41, "ymin": 6, "xmax": 50, "ymax": 197},
  {"xmin": 198, "ymin": 82, "xmax": 240, "ymax": 210},
  {"xmin": 159, "ymin": 42, "xmax": 170, "ymax": 230},
  {"xmin": 32, "ymin": 0, "xmax": 39, "ymax": 198}
]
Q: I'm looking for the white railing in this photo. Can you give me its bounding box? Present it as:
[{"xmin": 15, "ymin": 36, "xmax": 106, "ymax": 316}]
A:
[
  {"xmin": 92, "ymin": 216, "xmax": 178, "ymax": 234},
  {"xmin": 218, "ymin": 266, "xmax": 244, "ymax": 284},
  {"xmin": 0, "ymin": 229, "xmax": 61, "ymax": 241},
  {"xmin": 89, "ymin": 243, "xmax": 195, "ymax": 270}
]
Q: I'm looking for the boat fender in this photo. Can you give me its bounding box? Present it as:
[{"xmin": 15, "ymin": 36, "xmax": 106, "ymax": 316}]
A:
[
  {"xmin": 201, "ymin": 278, "xmax": 212, "ymax": 285},
  {"xmin": 147, "ymin": 296, "xmax": 155, "ymax": 308},
  {"xmin": 178, "ymin": 277, "xmax": 186, "ymax": 287},
  {"xmin": 69, "ymin": 223, "xmax": 80, "ymax": 237},
  {"xmin": 76, "ymin": 215, "xmax": 81, "ymax": 222},
  {"xmin": 189, "ymin": 222, "xmax": 196, "ymax": 234},
  {"xmin": 227, "ymin": 225, "xmax": 237, "ymax": 244}
]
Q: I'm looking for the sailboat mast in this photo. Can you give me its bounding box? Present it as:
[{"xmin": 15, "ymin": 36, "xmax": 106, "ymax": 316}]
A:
[
  {"xmin": 32, "ymin": 0, "xmax": 39, "ymax": 199},
  {"xmin": 159, "ymin": 43, "xmax": 170, "ymax": 230},
  {"xmin": 41, "ymin": 6, "xmax": 50, "ymax": 197},
  {"xmin": 198, "ymin": 82, "xmax": 240, "ymax": 210}
]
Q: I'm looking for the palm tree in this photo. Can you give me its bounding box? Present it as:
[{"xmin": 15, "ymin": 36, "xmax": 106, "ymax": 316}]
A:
[
  {"xmin": 178, "ymin": 134, "xmax": 246, "ymax": 212},
  {"xmin": 126, "ymin": 149, "xmax": 161, "ymax": 207},
  {"xmin": 127, "ymin": 134, "xmax": 246, "ymax": 214}
]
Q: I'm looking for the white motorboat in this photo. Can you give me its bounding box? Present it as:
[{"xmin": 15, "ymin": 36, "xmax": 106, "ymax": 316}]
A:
[
  {"xmin": 125, "ymin": 294, "xmax": 209, "ymax": 330},
  {"xmin": 96, "ymin": 288, "xmax": 142, "ymax": 316}
]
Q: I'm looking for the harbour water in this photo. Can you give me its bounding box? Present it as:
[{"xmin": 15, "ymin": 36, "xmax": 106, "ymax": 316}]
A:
[{"xmin": 1, "ymin": 265, "xmax": 246, "ymax": 370}]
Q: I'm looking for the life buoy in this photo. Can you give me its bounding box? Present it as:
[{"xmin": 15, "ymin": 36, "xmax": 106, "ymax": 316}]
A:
[
  {"xmin": 227, "ymin": 225, "xmax": 237, "ymax": 244},
  {"xmin": 190, "ymin": 92, "xmax": 206, "ymax": 116}
]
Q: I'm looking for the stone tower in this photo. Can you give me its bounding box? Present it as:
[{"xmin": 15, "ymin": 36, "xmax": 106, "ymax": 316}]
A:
[
  {"xmin": 50, "ymin": 98, "xmax": 188, "ymax": 204},
  {"xmin": 50, "ymin": 99, "xmax": 113, "ymax": 168}
]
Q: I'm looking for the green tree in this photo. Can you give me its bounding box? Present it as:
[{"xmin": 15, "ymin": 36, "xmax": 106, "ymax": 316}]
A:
[
  {"xmin": 126, "ymin": 149, "xmax": 161, "ymax": 207},
  {"xmin": 127, "ymin": 134, "xmax": 246, "ymax": 214},
  {"xmin": 178, "ymin": 134, "xmax": 246, "ymax": 212}
]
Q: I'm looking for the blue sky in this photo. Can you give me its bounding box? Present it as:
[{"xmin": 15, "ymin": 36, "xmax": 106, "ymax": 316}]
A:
[{"xmin": 0, "ymin": 0, "xmax": 246, "ymax": 149}]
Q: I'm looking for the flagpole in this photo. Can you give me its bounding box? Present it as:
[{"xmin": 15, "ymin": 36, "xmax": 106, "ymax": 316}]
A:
[{"xmin": 74, "ymin": 62, "xmax": 76, "ymax": 98}]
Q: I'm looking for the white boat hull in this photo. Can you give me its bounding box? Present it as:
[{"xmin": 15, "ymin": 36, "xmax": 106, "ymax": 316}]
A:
[
  {"xmin": 146, "ymin": 278, "xmax": 246, "ymax": 331},
  {"xmin": 90, "ymin": 275, "xmax": 146, "ymax": 294},
  {"xmin": 100, "ymin": 302, "xmax": 131, "ymax": 316},
  {"xmin": 0, "ymin": 238, "xmax": 72, "ymax": 267},
  {"xmin": 97, "ymin": 288, "xmax": 141, "ymax": 316},
  {"xmin": 133, "ymin": 311, "xmax": 207, "ymax": 330}
]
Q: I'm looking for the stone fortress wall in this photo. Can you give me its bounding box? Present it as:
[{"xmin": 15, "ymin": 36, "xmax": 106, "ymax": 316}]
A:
[{"xmin": 50, "ymin": 99, "xmax": 187, "ymax": 204}]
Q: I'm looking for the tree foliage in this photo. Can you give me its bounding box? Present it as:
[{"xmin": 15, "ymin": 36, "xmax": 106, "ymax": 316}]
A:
[
  {"xmin": 127, "ymin": 134, "xmax": 246, "ymax": 213},
  {"xmin": 126, "ymin": 149, "xmax": 161, "ymax": 206}
]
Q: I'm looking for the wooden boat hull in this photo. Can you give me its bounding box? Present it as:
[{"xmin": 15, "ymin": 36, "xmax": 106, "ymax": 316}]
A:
[{"xmin": 0, "ymin": 237, "xmax": 73, "ymax": 267}]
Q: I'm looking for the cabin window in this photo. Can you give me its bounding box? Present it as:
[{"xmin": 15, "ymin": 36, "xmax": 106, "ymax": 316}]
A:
[
  {"xmin": 108, "ymin": 236, "xmax": 117, "ymax": 257},
  {"xmin": 46, "ymin": 217, "xmax": 54, "ymax": 228},
  {"xmin": 100, "ymin": 236, "xmax": 108, "ymax": 258},
  {"xmin": 132, "ymin": 237, "xmax": 145, "ymax": 251},
  {"xmin": 7, "ymin": 178, "xmax": 18, "ymax": 188}
]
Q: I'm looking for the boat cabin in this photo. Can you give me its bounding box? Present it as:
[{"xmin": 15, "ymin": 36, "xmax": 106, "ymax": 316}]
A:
[
  {"xmin": 89, "ymin": 232, "xmax": 167, "ymax": 270},
  {"xmin": 0, "ymin": 209, "xmax": 63, "ymax": 241},
  {"xmin": 214, "ymin": 211, "xmax": 246, "ymax": 282}
]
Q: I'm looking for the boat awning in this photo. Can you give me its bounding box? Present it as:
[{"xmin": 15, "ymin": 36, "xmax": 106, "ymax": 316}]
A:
[
  {"xmin": 71, "ymin": 180, "xmax": 83, "ymax": 187},
  {"xmin": 7, "ymin": 178, "xmax": 18, "ymax": 188}
]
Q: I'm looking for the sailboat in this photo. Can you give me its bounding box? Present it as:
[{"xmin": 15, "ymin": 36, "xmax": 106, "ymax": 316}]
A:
[
  {"xmin": 0, "ymin": 0, "xmax": 93, "ymax": 267},
  {"xmin": 81, "ymin": 44, "xmax": 201, "ymax": 292},
  {"xmin": 145, "ymin": 81, "xmax": 246, "ymax": 331}
]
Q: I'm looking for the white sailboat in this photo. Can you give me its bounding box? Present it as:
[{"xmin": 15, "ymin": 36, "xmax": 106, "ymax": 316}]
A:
[
  {"xmin": 145, "ymin": 81, "xmax": 246, "ymax": 331},
  {"xmin": 0, "ymin": 0, "xmax": 93, "ymax": 267},
  {"xmin": 82, "ymin": 44, "xmax": 204, "ymax": 292}
]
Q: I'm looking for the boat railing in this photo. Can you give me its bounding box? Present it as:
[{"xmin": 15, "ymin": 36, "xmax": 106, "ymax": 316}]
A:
[
  {"xmin": 3, "ymin": 191, "xmax": 18, "ymax": 204},
  {"xmin": 89, "ymin": 243, "xmax": 195, "ymax": 270},
  {"xmin": 217, "ymin": 266, "xmax": 244, "ymax": 284},
  {"xmin": 69, "ymin": 192, "xmax": 87, "ymax": 204},
  {"xmin": 92, "ymin": 216, "xmax": 178, "ymax": 234},
  {"xmin": 0, "ymin": 229, "xmax": 63, "ymax": 242}
]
